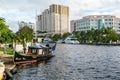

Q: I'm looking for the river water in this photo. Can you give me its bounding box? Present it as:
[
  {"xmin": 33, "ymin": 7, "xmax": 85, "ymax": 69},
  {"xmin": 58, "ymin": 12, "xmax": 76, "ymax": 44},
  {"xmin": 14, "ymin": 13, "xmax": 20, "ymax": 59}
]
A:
[{"xmin": 13, "ymin": 44, "xmax": 120, "ymax": 80}]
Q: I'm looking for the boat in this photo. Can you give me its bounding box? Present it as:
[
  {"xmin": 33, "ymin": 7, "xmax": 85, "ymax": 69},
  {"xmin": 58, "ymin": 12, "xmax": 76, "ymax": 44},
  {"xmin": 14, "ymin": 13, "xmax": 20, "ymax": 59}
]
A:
[
  {"xmin": 14, "ymin": 43, "xmax": 56, "ymax": 65},
  {"xmin": 64, "ymin": 35, "xmax": 79, "ymax": 44},
  {"xmin": 41, "ymin": 37, "xmax": 53, "ymax": 44},
  {"xmin": 57, "ymin": 39, "xmax": 64, "ymax": 44}
]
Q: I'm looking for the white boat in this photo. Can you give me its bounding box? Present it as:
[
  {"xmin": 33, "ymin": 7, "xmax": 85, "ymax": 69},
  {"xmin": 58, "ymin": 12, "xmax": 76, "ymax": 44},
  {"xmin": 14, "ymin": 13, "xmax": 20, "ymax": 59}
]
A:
[
  {"xmin": 64, "ymin": 35, "xmax": 79, "ymax": 44},
  {"xmin": 57, "ymin": 39, "xmax": 64, "ymax": 44},
  {"xmin": 42, "ymin": 38, "xmax": 53, "ymax": 44}
]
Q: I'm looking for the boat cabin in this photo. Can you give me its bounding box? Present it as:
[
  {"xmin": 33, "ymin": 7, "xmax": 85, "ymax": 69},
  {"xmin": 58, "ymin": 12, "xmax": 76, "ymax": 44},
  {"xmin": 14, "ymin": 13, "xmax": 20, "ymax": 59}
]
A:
[{"xmin": 27, "ymin": 45, "xmax": 51, "ymax": 55}]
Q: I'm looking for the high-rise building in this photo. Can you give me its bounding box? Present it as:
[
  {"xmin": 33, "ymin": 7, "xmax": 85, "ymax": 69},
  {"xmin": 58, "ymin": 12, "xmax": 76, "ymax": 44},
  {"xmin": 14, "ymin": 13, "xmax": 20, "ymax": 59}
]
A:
[
  {"xmin": 70, "ymin": 15, "xmax": 120, "ymax": 34},
  {"xmin": 70, "ymin": 20, "xmax": 76, "ymax": 33},
  {"xmin": 19, "ymin": 21, "xmax": 35, "ymax": 32},
  {"xmin": 36, "ymin": 4, "xmax": 69, "ymax": 35}
]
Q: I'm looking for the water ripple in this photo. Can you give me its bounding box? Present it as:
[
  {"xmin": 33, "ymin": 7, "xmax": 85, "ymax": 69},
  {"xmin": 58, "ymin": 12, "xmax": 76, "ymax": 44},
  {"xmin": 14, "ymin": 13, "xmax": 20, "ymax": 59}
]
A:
[{"xmin": 13, "ymin": 44, "xmax": 120, "ymax": 80}]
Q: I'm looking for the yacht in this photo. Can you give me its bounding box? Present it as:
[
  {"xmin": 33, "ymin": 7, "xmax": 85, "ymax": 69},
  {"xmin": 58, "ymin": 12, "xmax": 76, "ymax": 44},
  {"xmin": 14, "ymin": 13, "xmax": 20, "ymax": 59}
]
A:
[{"xmin": 64, "ymin": 35, "xmax": 79, "ymax": 44}]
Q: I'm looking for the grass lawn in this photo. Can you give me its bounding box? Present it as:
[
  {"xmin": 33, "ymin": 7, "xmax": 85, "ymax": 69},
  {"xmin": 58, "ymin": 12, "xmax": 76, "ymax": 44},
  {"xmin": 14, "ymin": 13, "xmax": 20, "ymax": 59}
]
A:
[{"xmin": 0, "ymin": 47, "xmax": 14, "ymax": 55}]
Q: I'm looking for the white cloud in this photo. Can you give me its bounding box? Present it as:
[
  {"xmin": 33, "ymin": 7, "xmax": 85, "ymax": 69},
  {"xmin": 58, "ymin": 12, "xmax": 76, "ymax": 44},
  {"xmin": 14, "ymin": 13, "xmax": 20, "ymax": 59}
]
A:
[{"xmin": 0, "ymin": 0, "xmax": 120, "ymax": 32}]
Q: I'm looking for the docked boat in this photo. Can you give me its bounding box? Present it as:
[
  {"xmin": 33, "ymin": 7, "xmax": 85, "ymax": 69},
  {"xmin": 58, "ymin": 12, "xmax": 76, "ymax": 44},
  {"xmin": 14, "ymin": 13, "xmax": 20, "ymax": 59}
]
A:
[
  {"xmin": 64, "ymin": 35, "xmax": 79, "ymax": 44},
  {"xmin": 42, "ymin": 38, "xmax": 53, "ymax": 44},
  {"xmin": 14, "ymin": 43, "xmax": 56, "ymax": 65}
]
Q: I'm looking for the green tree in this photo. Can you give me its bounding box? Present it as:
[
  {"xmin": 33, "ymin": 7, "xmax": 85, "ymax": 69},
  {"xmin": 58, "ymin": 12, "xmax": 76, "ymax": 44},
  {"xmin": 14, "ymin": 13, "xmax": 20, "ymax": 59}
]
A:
[
  {"xmin": 1, "ymin": 29, "xmax": 15, "ymax": 43},
  {"xmin": 0, "ymin": 18, "xmax": 8, "ymax": 42},
  {"xmin": 72, "ymin": 27, "xmax": 119, "ymax": 44},
  {"xmin": 73, "ymin": 31, "xmax": 81, "ymax": 41},
  {"xmin": 107, "ymin": 29, "xmax": 118, "ymax": 42},
  {"xmin": 94, "ymin": 29, "xmax": 102, "ymax": 42},
  {"xmin": 0, "ymin": 18, "xmax": 15, "ymax": 43},
  {"xmin": 62, "ymin": 32, "xmax": 71, "ymax": 39},
  {"xmin": 16, "ymin": 26, "xmax": 33, "ymax": 53},
  {"xmin": 79, "ymin": 31, "xmax": 86, "ymax": 43},
  {"xmin": 86, "ymin": 30, "xmax": 94, "ymax": 43},
  {"xmin": 52, "ymin": 34, "xmax": 61, "ymax": 41},
  {"xmin": 0, "ymin": 17, "xmax": 15, "ymax": 54}
]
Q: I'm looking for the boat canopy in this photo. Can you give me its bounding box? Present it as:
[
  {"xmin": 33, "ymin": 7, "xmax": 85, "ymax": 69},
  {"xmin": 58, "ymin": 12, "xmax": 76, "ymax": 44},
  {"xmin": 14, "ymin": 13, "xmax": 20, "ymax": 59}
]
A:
[
  {"xmin": 28, "ymin": 45, "xmax": 43, "ymax": 49},
  {"xmin": 66, "ymin": 34, "xmax": 78, "ymax": 40}
]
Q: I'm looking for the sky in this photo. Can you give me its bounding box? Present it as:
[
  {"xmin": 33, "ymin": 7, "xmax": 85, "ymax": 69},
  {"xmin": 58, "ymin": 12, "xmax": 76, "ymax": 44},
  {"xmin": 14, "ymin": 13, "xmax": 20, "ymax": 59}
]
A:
[{"xmin": 0, "ymin": 0, "xmax": 120, "ymax": 32}]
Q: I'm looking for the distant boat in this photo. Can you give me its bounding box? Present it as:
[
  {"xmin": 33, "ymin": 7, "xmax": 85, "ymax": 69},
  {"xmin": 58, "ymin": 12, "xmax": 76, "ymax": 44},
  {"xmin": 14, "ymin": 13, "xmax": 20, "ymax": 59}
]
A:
[
  {"xmin": 41, "ymin": 38, "xmax": 53, "ymax": 44},
  {"xmin": 64, "ymin": 35, "xmax": 79, "ymax": 44},
  {"xmin": 57, "ymin": 39, "xmax": 64, "ymax": 44},
  {"xmin": 14, "ymin": 43, "xmax": 57, "ymax": 65}
]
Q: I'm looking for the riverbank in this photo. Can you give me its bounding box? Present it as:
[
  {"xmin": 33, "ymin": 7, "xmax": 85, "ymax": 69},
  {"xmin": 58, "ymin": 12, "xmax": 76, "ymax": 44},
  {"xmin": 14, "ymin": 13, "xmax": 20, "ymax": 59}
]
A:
[
  {"xmin": 0, "ymin": 51, "xmax": 15, "ymax": 67},
  {"xmin": 0, "ymin": 62, "xmax": 5, "ymax": 80},
  {"xmin": 80, "ymin": 43, "xmax": 120, "ymax": 46},
  {"xmin": 0, "ymin": 51, "xmax": 15, "ymax": 80}
]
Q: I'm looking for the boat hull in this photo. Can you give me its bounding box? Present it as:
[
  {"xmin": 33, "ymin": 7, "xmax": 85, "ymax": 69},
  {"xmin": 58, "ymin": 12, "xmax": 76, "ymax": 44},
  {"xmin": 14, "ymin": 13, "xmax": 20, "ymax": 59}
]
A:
[{"xmin": 14, "ymin": 52, "xmax": 54, "ymax": 65}]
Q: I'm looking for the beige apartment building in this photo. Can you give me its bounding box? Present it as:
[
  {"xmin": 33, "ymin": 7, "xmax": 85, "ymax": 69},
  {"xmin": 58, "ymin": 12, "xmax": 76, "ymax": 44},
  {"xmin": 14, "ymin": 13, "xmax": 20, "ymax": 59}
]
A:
[{"xmin": 36, "ymin": 4, "xmax": 69, "ymax": 35}]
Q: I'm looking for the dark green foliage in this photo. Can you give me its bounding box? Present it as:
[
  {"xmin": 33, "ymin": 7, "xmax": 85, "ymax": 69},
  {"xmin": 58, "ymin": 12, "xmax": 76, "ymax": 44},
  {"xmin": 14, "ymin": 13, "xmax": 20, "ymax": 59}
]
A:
[
  {"xmin": 52, "ymin": 34, "xmax": 62, "ymax": 41},
  {"xmin": 1, "ymin": 30, "xmax": 15, "ymax": 43},
  {"xmin": 73, "ymin": 31, "xmax": 81, "ymax": 41},
  {"xmin": 0, "ymin": 47, "xmax": 14, "ymax": 55},
  {"xmin": 51, "ymin": 32, "xmax": 71, "ymax": 41},
  {"xmin": 62, "ymin": 32, "xmax": 71, "ymax": 39},
  {"xmin": 0, "ymin": 17, "xmax": 15, "ymax": 44},
  {"xmin": 73, "ymin": 27, "xmax": 119, "ymax": 43}
]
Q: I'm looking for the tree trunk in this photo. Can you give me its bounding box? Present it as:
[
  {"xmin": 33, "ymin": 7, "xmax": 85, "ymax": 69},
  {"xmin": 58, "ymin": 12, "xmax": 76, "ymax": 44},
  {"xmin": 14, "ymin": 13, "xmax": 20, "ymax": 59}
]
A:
[{"xmin": 23, "ymin": 39, "xmax": 27, "ymax": 54}]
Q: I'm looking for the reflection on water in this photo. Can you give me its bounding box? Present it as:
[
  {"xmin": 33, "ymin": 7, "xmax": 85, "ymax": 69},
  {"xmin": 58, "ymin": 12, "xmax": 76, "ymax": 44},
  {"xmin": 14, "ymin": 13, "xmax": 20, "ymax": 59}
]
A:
[{"xmin": 13, "ymin": 44, "xmax": 120, "ymax": 80}]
